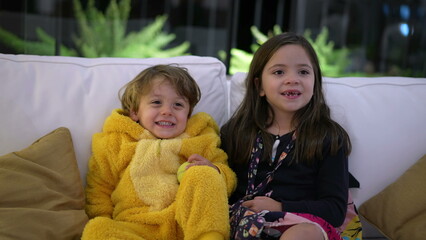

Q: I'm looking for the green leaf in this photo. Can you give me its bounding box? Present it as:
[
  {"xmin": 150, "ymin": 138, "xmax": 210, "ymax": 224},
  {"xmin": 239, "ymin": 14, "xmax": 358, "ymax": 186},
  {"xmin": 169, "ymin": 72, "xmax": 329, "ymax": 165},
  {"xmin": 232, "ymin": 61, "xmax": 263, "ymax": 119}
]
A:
[
  {"xmin": 0, "ymin": 27, "xmax": 76, "ymax": 56},
  {"xmin": 250, "ymin": 26, "xmax": 268, "ymax": 45},
  {"xmin": 227, "ymin": 25, "xmax": 351, "ymax": 77},
  {"xmin": 0, "ymin": 0, "xmax": 189, "ymax": 59}
]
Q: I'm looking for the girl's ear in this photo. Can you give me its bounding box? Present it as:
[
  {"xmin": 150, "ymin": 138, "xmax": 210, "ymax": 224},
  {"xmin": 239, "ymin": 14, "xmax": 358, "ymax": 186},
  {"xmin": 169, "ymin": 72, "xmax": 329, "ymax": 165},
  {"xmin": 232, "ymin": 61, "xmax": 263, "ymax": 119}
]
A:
[
  {"xmin": 129, "ymin": 110, "xmax": 139, "ymax": 122},
  {"xmin": 255, "ymin": 77, "xmax": 265, "ymax": 96}
]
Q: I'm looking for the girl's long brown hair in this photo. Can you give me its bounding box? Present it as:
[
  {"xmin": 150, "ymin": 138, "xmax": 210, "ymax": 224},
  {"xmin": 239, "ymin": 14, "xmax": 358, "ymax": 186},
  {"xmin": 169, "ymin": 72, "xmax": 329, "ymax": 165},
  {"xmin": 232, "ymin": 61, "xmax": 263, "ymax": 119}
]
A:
[{"xmin": 222, "ymin": 32, "xmax": 351, "ymax": 166}]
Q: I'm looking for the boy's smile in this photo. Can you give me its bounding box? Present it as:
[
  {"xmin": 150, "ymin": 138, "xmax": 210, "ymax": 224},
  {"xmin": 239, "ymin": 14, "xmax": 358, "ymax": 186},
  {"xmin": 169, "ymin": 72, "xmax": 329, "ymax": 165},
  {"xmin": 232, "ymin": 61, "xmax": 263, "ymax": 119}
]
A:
[{"xmin": 130, "ymin": 77, "xmax": 190, "ymax": 139}]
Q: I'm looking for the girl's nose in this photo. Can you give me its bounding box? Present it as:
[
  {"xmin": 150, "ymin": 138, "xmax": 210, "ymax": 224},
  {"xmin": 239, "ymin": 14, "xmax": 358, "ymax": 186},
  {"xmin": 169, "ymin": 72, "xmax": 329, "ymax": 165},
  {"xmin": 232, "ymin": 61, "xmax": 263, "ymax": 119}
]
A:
[{"xmin": 284, "ymin": 73, "xmax": 300, "ymax": 85}]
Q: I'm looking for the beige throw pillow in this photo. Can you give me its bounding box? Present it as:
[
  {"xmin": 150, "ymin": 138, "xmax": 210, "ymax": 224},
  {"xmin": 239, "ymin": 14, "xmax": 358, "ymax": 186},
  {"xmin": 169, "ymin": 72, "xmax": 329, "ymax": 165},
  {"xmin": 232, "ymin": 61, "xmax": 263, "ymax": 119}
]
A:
[
  {"xmin": 0, "ymin": 127, "xmax": 88, "ymax": 239},
  {"xmin": 359, "ymin": 154, "xmax": 426, "ymax": 239}
]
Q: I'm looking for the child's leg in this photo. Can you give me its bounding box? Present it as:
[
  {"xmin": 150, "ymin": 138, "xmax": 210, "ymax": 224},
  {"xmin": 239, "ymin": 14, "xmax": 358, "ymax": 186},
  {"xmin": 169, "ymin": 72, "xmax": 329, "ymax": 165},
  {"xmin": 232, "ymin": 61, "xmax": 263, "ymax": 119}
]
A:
[
  {"xmin": 175, "ymin": 166, "xmax": 229, "ymax": 240},
  {"xmin": 280, "ymin": 223, "xmax": 326, "ymax": 240},
  {"xmin": 81, "ymin": 216, "xmax": 147, "ymax": 240}
]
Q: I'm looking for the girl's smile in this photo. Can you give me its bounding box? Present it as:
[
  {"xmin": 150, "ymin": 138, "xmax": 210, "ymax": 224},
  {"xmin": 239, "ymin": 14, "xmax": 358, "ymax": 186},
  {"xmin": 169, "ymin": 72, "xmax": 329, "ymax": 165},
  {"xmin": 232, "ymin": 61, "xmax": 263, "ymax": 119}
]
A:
[
  {"xmin": 281, "ymin": 89, "xmax": 302, "ymax": 99},
  {"xmin": 259, "ymin": 44, "xmax": 315, "ymax": 122}
]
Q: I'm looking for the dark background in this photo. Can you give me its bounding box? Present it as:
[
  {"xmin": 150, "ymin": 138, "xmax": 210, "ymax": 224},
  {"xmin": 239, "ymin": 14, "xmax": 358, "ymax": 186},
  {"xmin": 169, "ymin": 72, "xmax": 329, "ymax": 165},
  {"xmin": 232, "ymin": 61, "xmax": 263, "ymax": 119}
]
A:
[{"xmin": 1, "ymin": 0, "xmax": 425, "ymax": 76}]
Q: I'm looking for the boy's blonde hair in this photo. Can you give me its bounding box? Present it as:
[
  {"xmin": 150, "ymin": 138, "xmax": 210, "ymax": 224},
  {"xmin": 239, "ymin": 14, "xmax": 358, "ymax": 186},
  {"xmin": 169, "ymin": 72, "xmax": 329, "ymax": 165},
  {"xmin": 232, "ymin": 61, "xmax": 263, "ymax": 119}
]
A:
[{"xmin": 119, "ymin": 65, "xmax": 201, "ymax": 117}]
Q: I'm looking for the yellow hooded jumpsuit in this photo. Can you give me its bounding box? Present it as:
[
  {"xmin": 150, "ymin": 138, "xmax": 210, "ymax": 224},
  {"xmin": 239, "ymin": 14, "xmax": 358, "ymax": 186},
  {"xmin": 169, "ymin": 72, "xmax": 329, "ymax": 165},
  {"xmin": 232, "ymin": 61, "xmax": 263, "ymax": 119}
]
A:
[{"xmin": 82, "ymin": 110, "xmax": 236, "ymax": 240}]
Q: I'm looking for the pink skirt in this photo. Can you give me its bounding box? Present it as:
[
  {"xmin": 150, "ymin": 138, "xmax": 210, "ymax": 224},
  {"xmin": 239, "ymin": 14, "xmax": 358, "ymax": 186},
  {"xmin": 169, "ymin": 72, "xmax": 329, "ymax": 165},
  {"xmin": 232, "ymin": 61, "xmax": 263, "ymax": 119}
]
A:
[{"xmin": 262, "ymin": 211, "xmax": 342, "ymax": 240}]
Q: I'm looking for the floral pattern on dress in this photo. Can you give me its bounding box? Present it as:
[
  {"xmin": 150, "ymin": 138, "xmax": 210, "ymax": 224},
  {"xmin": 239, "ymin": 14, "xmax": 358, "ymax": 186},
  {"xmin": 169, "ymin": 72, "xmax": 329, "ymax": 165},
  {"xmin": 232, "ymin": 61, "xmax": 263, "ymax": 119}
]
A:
[{"xmin": 229, "ymin": 132, "xmax": 363, "ymax": 240}]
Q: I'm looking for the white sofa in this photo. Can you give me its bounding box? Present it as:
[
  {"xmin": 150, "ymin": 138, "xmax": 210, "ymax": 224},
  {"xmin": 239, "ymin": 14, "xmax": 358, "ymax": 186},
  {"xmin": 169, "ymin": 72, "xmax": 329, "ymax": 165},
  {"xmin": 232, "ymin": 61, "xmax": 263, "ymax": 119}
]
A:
[{"xmin": 1, "ymin": 53, "xmax": 425, "ymax": 239}]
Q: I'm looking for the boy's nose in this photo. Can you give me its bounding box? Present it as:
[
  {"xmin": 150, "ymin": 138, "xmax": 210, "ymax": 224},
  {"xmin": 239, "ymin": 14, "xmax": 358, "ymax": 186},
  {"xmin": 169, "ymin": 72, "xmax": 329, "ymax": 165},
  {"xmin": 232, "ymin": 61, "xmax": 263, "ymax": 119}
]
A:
[{"xmin": 161, "ymin": 105, "xmax": 173, "ymax": 115}]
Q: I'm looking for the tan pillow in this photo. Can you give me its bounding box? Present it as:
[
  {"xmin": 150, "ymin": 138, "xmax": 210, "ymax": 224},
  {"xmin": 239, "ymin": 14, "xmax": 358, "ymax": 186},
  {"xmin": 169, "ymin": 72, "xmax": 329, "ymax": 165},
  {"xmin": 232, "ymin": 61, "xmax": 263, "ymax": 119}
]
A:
[
  {"xmin": 0, "ymin": 127, "xmax": 88, "ymax": 239},
  {"xmin": 359, "ymin": 154, "xmax": 426, "ymax": 240}
]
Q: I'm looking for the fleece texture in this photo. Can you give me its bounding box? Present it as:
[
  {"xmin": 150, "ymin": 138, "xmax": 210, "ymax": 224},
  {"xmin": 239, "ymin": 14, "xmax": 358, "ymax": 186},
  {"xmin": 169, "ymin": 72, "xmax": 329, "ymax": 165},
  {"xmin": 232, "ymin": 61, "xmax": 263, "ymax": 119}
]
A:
[{"xmin": 83, "ymin": 109, "xmax": 236, "ymax": 240}]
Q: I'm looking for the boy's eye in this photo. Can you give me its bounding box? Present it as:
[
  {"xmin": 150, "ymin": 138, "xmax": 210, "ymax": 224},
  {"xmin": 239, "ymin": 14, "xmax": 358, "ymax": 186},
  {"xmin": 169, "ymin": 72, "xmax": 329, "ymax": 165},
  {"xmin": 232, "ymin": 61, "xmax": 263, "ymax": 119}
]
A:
[{"xmin": 174, "ymin": 102, "xmax": 185, "ymax": 107}]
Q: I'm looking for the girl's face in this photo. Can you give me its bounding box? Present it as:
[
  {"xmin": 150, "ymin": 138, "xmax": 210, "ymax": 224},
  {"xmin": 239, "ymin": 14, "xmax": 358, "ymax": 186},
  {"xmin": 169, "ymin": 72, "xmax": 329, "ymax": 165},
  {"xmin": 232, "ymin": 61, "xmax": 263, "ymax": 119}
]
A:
[
  {"xmin": 130, "ymin": 77, "xmax": 190, "ymax": 139},
  {"xmin": 259, "ymin": 44, "xmax": 315, "ymax": 121}
]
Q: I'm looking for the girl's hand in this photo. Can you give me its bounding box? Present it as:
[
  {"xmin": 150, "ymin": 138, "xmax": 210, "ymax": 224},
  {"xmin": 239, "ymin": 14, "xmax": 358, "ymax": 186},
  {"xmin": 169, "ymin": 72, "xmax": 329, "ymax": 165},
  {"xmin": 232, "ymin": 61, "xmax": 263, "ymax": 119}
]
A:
[
  {"xmin": 187, "ymin": 154, "xmax": 220, "ymax": 173},
  {"xmin": 242, "ymin": 196, "xmax": 282, "ymax": 212}
]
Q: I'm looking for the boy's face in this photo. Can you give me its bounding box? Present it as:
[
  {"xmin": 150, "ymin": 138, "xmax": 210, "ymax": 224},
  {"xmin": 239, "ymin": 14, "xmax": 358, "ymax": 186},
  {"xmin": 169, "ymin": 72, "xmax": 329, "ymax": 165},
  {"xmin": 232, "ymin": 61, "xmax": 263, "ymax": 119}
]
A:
[{"xmin": 130, "ymin": 77, "xmax": 190, "ymax": 139}]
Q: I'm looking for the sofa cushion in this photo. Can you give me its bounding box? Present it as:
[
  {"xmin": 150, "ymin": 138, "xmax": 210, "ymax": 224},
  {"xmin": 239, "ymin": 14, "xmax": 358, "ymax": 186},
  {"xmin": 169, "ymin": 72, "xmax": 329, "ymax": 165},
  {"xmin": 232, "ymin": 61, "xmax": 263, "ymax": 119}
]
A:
[
  {"xmin": 359, "ymin": 154, "xmax": 426, "ymax": 239},
  {"xmin": 0, "ymin": 127, "xmax": 88, "ymax": 240},
  {"xmin": 0, "ymin": 54, "xmax": 228, "ymax": 185}
]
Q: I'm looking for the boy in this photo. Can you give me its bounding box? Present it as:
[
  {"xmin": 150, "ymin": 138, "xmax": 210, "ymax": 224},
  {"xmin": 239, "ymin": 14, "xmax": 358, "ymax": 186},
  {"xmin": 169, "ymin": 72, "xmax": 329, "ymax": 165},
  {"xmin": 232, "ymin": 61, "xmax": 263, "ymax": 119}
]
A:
[{"xmin": 83, "ymin": 65, "xmax": 236, "ymax": 240}]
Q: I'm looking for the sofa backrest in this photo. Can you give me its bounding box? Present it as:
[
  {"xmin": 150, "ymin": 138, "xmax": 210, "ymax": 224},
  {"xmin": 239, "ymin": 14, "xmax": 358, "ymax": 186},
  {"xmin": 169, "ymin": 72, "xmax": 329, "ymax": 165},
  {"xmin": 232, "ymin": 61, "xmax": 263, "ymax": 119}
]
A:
[
  {"xmin": 0, "ymin": 54, "xmax": 228, "ymax": 184},
  {"xmin": 230, "ymin": 72, "xmax": 426, "ymax": 206},
  {"xmin": 2, "ymin": 53, "xmax": 426, "ymax": 210}
]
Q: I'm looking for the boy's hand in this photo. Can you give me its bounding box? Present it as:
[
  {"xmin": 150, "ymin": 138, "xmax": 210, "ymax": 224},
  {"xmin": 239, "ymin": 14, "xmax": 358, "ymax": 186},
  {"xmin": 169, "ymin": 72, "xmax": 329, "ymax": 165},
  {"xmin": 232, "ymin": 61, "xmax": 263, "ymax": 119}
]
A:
[{"xmin": 187, "ymin": 154, "xmax": 220, "ymax": 173}]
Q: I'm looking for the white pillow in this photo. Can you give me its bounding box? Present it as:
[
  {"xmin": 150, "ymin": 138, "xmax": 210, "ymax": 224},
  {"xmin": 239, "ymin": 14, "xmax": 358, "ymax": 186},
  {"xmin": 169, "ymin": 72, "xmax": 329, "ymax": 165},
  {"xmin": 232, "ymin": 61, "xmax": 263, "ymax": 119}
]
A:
[
  {"xmin": 0, "ymin": 54, "xmax": 228, "ymax": 185},
  {"xmin": 229, "ymin": 72, "xmax": 247, "ymax": 117}
]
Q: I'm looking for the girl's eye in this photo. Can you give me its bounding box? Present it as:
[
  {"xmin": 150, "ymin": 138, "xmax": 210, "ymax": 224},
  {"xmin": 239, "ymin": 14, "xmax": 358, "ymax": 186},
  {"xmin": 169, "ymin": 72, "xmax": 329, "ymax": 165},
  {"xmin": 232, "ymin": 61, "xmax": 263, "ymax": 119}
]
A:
[
  {"xmin": 300, "ymin": 69, "xmax": 310, "ymax": 75},
  {"xmin": 151, "ymin": 100, "xmax": 161, "ymax": 105},
  {"xmin": 273, "ymin": 70, "xmax": 284, "ymax": 75}
]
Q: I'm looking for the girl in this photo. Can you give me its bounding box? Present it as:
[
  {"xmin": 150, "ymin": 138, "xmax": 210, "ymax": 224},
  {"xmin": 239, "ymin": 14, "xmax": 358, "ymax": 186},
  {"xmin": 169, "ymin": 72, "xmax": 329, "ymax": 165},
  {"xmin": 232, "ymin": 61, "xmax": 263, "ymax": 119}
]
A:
[{"xmin": 221, "ymin": 32, "xmax": 358, "ymax": 240}]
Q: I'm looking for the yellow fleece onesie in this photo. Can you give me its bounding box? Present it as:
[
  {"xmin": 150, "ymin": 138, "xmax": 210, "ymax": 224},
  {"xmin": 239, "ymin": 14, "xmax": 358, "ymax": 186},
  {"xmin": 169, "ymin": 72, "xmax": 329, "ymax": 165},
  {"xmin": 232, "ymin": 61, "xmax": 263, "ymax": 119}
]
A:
[{"xmin": 82, "ymin": 109, "xmax": 236, "ymax": 240}]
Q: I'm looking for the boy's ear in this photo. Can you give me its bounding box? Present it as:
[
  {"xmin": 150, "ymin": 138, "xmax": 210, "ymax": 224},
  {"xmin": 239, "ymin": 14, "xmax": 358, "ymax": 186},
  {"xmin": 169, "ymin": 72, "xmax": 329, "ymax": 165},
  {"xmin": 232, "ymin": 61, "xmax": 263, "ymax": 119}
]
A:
[
  {"xmin": 255, "ymin": 77, "xmax": 265, "ymax": 96},
  {"xmin": 129, "ymin": 111, "xmax": 139, "ymax": 122}
]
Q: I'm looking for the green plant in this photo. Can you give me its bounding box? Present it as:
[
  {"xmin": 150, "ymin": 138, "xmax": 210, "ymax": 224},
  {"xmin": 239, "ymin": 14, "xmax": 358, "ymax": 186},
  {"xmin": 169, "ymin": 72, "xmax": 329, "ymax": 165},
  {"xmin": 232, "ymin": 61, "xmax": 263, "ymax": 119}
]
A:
[
  {"xmin": 0, "ymin": 0, "xmax": 189, "ymax": 58},
  {"xmin": 0, "ymin": 27, "xmax": 78, "ymax": 56},
  {"xmin": 220, "ymin": 25, "xmax": 350, "ymax": 77},
  {"xmin": 304, "ymin": 28, "xmax": 349, "ymax": 77},
  {"xmin": 72, "ymin": 0, "xmax": 190, "ymax": 58}
]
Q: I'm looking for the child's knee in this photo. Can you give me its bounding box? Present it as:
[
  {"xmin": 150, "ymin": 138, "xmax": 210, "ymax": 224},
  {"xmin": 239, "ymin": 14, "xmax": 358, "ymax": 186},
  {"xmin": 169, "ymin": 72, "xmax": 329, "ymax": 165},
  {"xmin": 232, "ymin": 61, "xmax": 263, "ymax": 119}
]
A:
[
  {"xmin": 177, "ymin": 165, "xmax": 228, "ymax": 206},
  {"xmin": 181, "ymin": 165, "xmax": 222, "ymax": 184},
  {"xmin": 280, "ymin": 223, "xmax": 324, "ymax": 240}
]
